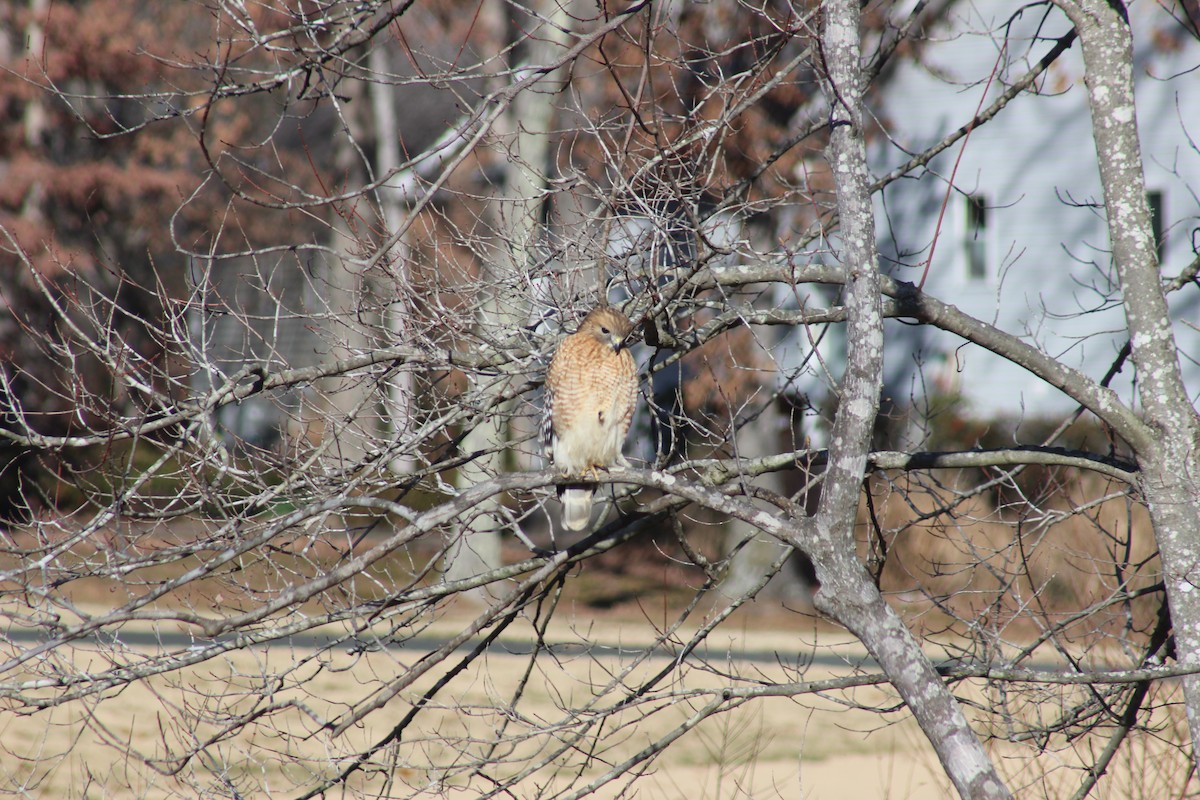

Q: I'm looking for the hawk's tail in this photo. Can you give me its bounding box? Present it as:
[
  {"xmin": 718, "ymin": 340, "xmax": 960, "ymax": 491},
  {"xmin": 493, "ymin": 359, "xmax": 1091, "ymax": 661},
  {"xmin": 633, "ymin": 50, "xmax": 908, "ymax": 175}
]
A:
[{"xmin": 558, "ymin": 484, "xmax": 594, "ymax": 531}]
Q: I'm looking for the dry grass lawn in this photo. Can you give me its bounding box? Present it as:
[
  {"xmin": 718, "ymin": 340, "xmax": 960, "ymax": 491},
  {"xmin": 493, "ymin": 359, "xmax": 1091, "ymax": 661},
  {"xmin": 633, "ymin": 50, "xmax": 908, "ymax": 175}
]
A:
[{"xmin": 2, "ymin": 607, "xmax": 1194, "ymax": 799}]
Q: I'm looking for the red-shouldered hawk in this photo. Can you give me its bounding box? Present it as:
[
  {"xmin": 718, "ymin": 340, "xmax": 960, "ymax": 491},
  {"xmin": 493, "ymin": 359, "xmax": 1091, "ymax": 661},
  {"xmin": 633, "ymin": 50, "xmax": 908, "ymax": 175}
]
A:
[{"xmin": 543, "ymin": 306, "xmax": 638, "ymax": 531}]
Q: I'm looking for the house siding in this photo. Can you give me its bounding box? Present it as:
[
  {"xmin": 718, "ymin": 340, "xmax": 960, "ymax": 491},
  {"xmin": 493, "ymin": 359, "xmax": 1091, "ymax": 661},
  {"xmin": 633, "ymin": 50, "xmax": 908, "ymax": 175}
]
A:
[{"xmin": 871, "ymin": 0, "xmax": 1200, "ymax": 416}]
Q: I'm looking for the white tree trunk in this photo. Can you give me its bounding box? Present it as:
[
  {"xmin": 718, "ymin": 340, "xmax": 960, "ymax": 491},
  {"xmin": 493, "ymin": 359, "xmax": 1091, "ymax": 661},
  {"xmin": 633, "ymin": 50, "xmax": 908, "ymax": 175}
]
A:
[
  {"xmin": 310, "ymin": 79, "xmax": 382, "ymax": 466},
  {"xmin": 367, "ymin": 42, "xmax": 416, "ymax": 475},
  {"xmin": 803, "ymin": 0, "xmax": 1014, "ymax": 796},
  {"xmin": 720, "ymin": 397, "xmax": 799, "ymax": 601},
  {"xmin": 20, "ymin": 0, "xmax": 48, "ymax": 224},
  {"xmin": 1052, "ymin": 0, "xmax": 1200, "ymax": 770},
  {"xmin": 445, "ymin": 0, "xmax": 578, "ymax": 595}
]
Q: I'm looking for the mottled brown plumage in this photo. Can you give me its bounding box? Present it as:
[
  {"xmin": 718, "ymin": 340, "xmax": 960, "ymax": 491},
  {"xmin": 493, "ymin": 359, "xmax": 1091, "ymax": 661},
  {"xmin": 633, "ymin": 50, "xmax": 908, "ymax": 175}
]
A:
[{"xmin": 543, "ymin": 306, "xmax": 638, "ymax": 531}]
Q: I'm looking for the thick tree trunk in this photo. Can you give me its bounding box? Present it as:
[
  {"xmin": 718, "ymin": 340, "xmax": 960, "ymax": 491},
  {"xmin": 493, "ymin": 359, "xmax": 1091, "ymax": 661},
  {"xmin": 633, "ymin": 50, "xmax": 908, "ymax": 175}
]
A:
[
  {"xmin": 807, "ymin": 0, "xmax": 1013, "ymax": 797},
  {"xmin": 367, "ymin": 42, "xmax": 416, "ymax": 475},
  {"xmin": 1052, "ymin": 0, "xmax": 1200, "ymax": 768},
  {"xmin": 314, "ymin": 84, "xmax": 379, "ymax": 465},
  {"xmin": 720, "ymin": 401, "xmax": 796, "ymax": 601},
  {"xmin": 446, "ymin": 0, "xmax": 577, "ymax": 594}
]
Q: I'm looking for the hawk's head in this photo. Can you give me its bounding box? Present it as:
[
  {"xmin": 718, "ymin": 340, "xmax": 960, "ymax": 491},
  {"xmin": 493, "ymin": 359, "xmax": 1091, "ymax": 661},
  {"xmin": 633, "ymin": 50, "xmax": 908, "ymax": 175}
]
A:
[{"xmin": 578, "ymin": 307, "xmax": 635, "ymax": 352}]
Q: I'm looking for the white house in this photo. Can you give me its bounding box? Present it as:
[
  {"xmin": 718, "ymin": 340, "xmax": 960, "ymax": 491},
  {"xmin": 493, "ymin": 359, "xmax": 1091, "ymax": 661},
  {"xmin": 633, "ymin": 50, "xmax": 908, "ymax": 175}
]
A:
[{"xmin": 870, "ymin": 0, "xmax": 1200, "ymax": 418}]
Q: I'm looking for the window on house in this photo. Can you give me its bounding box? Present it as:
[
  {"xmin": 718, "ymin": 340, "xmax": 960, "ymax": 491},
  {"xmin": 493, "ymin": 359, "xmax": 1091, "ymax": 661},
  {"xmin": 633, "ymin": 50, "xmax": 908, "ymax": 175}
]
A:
[
  {"xmin": 1147, "ymin": 189, "xmax": 1164, "ymax": 263},
  {"xmin": 964, "ymin": 194, "xmax": 988, "ymax": 280}
]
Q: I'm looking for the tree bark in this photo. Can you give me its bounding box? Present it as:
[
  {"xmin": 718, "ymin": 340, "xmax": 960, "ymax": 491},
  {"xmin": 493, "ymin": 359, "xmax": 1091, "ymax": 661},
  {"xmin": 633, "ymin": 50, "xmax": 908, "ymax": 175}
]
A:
[
  {"xmin": 446, "ymin": 0, "xmax": 578, "ymax": 594},
  {"xmin": 313, "ymin": 80, "xmax": 380, "ymax": 466},
  {"xmin": 720, "ymin": 398, "xmax": 797, "ymax": 601},
  {"xmin": 804, "ymin": 0, "xmax": 1014, "ymax": 796},
  {"xmin": 367, "ymin": 41, "xmax": 416, "ymax": 475},
  {"xmin": 1052, "ymin": 0, "xmax": 1200, "ymax": 769}
]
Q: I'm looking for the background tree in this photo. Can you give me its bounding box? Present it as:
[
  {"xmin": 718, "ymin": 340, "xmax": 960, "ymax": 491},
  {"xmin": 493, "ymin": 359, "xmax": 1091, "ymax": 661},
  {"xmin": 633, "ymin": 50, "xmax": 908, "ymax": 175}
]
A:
[{"xmin": 0, "ymin": 1, "xmax": 1197, "ymax": 798}]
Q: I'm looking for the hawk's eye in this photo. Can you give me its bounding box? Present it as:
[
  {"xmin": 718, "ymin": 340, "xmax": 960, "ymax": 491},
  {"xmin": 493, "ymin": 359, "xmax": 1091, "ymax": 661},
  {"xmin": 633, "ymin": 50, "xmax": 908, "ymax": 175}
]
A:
[{"xmin": 600, "ymin": 326, "xmax": 611, "ymax": 335}]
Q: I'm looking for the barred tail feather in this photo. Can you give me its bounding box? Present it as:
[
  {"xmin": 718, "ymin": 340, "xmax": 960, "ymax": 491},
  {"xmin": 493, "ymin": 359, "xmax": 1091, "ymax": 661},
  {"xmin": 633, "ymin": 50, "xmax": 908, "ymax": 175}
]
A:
[{"xmin": 559, "ymin": 485, "xmax": 594, "ymax": 531}]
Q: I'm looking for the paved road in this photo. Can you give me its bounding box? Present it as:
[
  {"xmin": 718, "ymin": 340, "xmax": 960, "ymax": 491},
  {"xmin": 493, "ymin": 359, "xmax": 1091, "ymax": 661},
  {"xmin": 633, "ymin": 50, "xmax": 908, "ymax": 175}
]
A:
[
  {"xmin": 3, "ymin": 624, "xmax": 881, "ymax": 670},
  {"xmin": 4, "ymin": 624, "xmax": 1077, "ymax": 675}
]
